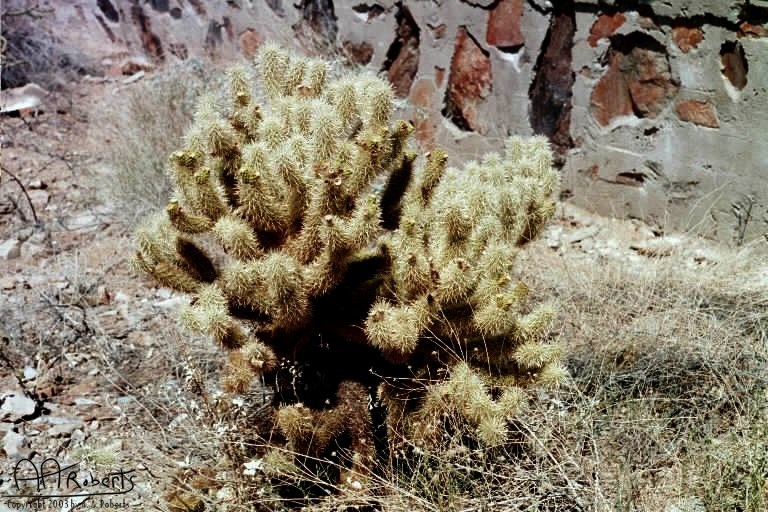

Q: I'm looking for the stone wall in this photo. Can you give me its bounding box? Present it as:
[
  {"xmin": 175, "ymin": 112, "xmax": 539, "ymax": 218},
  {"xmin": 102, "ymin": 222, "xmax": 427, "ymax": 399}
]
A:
[{"xmin": 20, "ymin": 0, "xmax": 768, "ymax": 243}]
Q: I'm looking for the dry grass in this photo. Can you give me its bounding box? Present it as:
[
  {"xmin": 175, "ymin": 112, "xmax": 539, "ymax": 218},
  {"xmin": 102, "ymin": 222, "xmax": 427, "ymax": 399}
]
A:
[
  {"xmin": 511, "ymin": 238, "xmax": 768, "ymax": 511},
  {"xmin": 124, "ymin": 236, "xmax": 766, "ymax": 511},
  {"xmin": 91, "ymin": 60, "xmax": 222, "ymax": 225}
]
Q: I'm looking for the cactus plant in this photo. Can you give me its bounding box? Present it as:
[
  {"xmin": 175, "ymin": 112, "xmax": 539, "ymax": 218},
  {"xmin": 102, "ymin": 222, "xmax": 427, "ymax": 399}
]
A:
[{"xmin": 132, "ymin": 44, "xmax": 564, "ymax": 494}]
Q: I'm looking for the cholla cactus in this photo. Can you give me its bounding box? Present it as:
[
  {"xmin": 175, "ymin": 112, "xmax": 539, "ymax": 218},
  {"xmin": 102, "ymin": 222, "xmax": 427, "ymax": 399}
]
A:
[{"xmin": 132, "ymin": 44, "xmax": 563, "ymax": 491}]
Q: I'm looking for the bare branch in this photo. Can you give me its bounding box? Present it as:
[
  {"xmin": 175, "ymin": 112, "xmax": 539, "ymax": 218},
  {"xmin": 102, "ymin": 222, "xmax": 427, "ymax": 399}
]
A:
[{"xmin": 0, "ymin": 164, "xmax": 39, "ymax": 224}]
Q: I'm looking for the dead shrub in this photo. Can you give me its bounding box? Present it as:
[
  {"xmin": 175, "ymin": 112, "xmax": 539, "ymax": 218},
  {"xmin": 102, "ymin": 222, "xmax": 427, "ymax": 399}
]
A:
[{"xmin": 92, "ymin": 60, "xmax": 223, "ymax": 224}]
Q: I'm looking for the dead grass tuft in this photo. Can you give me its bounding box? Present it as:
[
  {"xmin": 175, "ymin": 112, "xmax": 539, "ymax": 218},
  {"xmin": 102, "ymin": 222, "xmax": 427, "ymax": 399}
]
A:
[
  {"xmin": 91, "ymin": 61, "xmax": 222, "ymax": 225},
  {"xmin": 513, "ymin": 239, "xmax": 768, "ymax": 511}
]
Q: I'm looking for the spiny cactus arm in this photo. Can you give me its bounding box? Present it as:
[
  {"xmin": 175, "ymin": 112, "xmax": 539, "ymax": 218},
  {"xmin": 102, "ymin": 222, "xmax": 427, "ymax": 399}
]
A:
[
  {"xmin": 472, "ymin": 287, "xmax": 527, "ymax": 337},
  {"xmin": 222, "ymin": 339, "xmax": 278, "ymax": 393},
  {"xmin": 283, "ymin": 57, "xmax": 307, "ymax": 96},
  {"xmin": 386, "ymin": 120, "xmax": 415, "ymax": 167},
  {"xmin": 364, "ymin": 300, "xmax": 429, "ymax": 362},
  {"xmin": 410, "ymin": 362, "xmax": 514, "ymax": 448},
  {"xmin": 147, "ymin": 260, "xmax": 202, "ymax": 293},
  {"xmin": 259, "ymin": 44, "xmax": 290, "ymax": 100},
  {"xmin": 305, "ymin": 58, "xmax": 327, "ymax": 98},
  {"xmin": 167, "ymin": 199, "xmax": 214, "ymax": 234},
  {"xmin": 168, "ymin": 150, "xmax": 209, "ymax": 217},
  {"xmin": 276, "ymin": 404, "xmax": 315, "ymax": 452},
  {"xmin": 536, "ymin": 362, "xmax": 569, "ymax": 388},
  {"xmin": 432, "ymin": 257, "xmax": 473, "ymax": 305},
  {"xmin": 417, "ymin": 149, "xmax": 448, "ymax": 208},
  {"xmin": 304, "ymin": 250, "xmax": 351, "ymax": 298},
  {"xmin": 362, "ymin": 78, "xmax": 393, "ymax": 129},
  {"xmin": 260, "ymin": 116, "xmax": 289, "ymax": 150},
  {"xmin": 434, "ymin": 204, "xmax": 473, "ymax": 263},
  {"xmin": 203, "ymin": 117, "xmax": 241, "ymax": 166},
  {"xmin": 133, "ymin": 216, "xmax": 213, "ymax": 293},
  {"xmin": 292, "ymin": 101, "xmax": 313, "ymax": 136},
  {"xmin": 333, "ymin": 381, "xmax": 376, "ymax": 475},
  {"xmin": 234, "ymin": 165, "xmax": 287, "ymax": 233},
  {"xmin": 228, "ymin": 65, "xmax": 251, "ymax": 108},
  {"xmin": 258, "ymin": 252, "xmax": 310, "ymax": 329},
  {"xmin": 518, "ymin": 196, "xmax": 557, "ymax": 245},
  {"xmin": 227, "ymin": 66, "xmax": 261, "ymax": 143},
  {"xmin": 219, "ymin": 260, "xmax": 272, "ymax": 315},
  {"xmin": 191, "ymin": 167, "xmax": 228, "ymax": 220},
  {"xmin": 179, "ymin": 284, "xmax": 247, "ymax": 349},
  {"xmin": 345, "ymin": 127, "xmax": 391, "ymax": 197},
  {"xmin": 216, "ymin": 256, "xmax": 309, "ymax": 332},
  {"xmin": 212, "ymin": 214, "xmax": 263, "ymax": 260},
  {"xmin": 391, "ymin": 249, "xmax": 431, "ymax": 300},
  {"xmin": 512, "ymin": 341, "xmax": 561, "ymax": 370},
  {"xmin": 329, "ymin": 79, "xmax": 360, "ymax": 134},
  {"xmin": 310, "ymin": 103, "xmax": 340, "ymax": 165},
  {"xmin": 272, "ymin": 143, "xmax": 304, "ymax": 192},
  {"xmin": 513, "ymin": 303, "xmax": 556, "ymax": 342},
  {"xmin": 345, "ymin": 194, "xmax": 382, "ymax": 249}
]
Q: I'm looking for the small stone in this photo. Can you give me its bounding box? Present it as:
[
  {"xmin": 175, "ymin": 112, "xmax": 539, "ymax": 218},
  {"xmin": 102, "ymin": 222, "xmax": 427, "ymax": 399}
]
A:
[
  {"xmin": 28, "ymin": 228, "xmax": 47, "ymax": 243},
  {"xmin": 591, "ymin": 36, "xmax": 678, "ymax": 125},
  {"xmin": 156, "ymin": 288, "xmax": 172, "ymax": 299},
  {"xmin": 0, "ymin": 276, "xmax": 16, "ymax": 290},
  {"xmin": 28, "ymin": 179, "xmax": 47, "ymax": 189},
  {"xmin": 153, "ymin": 296, "xmax": 186, "ymax": 309},
  {"xmin": 96, "ymin": 284, "xmax": 111, "ymax": 305},
  {"xmin": 117, "ymin": 396, "xmax": 134, "ymax": 406},
  {"xmin": 114, "ymin": 291, "xmax": 130, "ymax": 303},
  {"xmin": 1, "ymin": 393, "xmax": 37, "ymax": 419},
  {"xmin": 122, "ymin": 70, "xmax": 145, "ymax": 84},
  {"xmin": 27, "ymin": 190, "xmax": 50, "ymax": 209},
  {"xmin": 23, "ymin": 243, "xmax": 47, "ymax": 258},
  {"xmin": 23, "ymin": 367, "xmax": 38, "ymax": 380},
  {"xmin": 3, "ymin": 430, "xmax": 25, "ymax": 458},
  {"xmin": 15, "ymin": 227, "xmax": 33, "ymax": 241},
  {"xmin": 48, "ymin": 420, "xmax": 83, "ymax": 438},
  {"xmin": 563, "ymin": 226, "xmax": 600, "ymax": 244},
  {"xmin": 47, "ymin": 415, "xmax": 82, "ymax": 425},
  {"xmin": 739, "ymin": 21, "xmax": 768, "ymax": 38},
  {"xmin": 73, "ymin": 397, "xmax": 99, "ymax": 406},
  {"xmin": 64, "ymin": 213, "xmax": 103, "ymax": 231},
  {"xmin": 579, "ymin": 238, "xmax": 595, "ymax": 251},
  {"xmin": 0, "ymin": 239, "xmax": 21, "ymax": 260},
  {"xmin": 342, "ymin": 40, "xmax": 374, "ymax": 65},
  {"xmin": 118, "ymin": 56, "xmax": 155, "ymax": 76}
]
